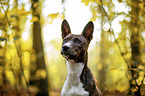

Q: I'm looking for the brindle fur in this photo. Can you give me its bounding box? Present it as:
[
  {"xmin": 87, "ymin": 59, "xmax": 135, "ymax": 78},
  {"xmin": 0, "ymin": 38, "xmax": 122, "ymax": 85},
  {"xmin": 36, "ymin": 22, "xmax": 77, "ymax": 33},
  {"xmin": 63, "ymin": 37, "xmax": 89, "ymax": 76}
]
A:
[
  {"xmin": 62, "ymin": 34, "xmax": 88, "ymax": 63},
  {"xmin": 61, "ymin": 20, "xmax": 102, "ymax": 96}
]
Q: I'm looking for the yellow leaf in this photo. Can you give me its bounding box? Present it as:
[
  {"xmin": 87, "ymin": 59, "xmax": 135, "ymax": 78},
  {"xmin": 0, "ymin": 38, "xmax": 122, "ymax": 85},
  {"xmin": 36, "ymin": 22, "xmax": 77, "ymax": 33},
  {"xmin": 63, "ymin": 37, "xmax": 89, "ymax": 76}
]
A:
[
  {"xmin": 94, "ymin": 0, "xmax": 101, "ymax": 5},
  {"xmin": 103, "ymin": 1, "xmax": 108, "ymax": 5},
  {"xmin": 17, "ymin": 8, "xmax": 31, "ymax": 16},
  {"xmin": 31, "ymin": 16, "xmax": 39, "ymax": 22},
  {"xmin": 139, "ymin": 3, "xmax": 143, "ymax": 10},
  {"xmin": 90, "ymin": 6, "xmax": 98, "ymax": 21},
  {"xmin": 61, "ymin": 14, "xmax": 65, "ymax": 20},
  {"xmin": 0, "ymin": 0, "xmax": 8, "ymax": 5},
  {"xmin": 33, "ymin": 2, "xmax": 39, "ymax": 8},
  {"xmin": 40, "ymin": 70, "xmax": 46, "ymax": 79},
  {"xmin": 48, "ymin": 13, "xmax": 59, "ymax": 24},
  {"xmin": 36, "ymin": 69, "xmax": 47, "ymax": 79},
  {"xmin": 131, "ymin": 86, "xmax": 138, "ymax": 92},
  {"xmin": 48, "ymin": 13, "xmax": 59, "ymax": 18},
  {"xmin": 81, "ymin": 0, "xmax": 93, "ymax": 6},
  {"xmin": 21, "ymin": 11, "xmax": 31, "ymax": 16}
]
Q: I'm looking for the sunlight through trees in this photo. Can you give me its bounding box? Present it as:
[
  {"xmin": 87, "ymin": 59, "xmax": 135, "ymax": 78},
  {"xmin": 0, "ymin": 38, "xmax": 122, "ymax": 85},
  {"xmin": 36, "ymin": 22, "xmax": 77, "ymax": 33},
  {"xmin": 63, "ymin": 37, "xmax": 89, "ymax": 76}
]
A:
[{"xmin": 0, "ymin": 0, "xmax": 145, "ymax": 96}]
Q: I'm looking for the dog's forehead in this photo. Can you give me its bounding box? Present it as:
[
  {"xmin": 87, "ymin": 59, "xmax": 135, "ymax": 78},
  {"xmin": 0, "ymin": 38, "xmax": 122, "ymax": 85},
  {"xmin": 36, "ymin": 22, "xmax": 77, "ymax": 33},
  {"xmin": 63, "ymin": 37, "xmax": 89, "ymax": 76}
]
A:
[{"xmin": 65, "ymin": 34, "xmax": 85, "ymax": 41}]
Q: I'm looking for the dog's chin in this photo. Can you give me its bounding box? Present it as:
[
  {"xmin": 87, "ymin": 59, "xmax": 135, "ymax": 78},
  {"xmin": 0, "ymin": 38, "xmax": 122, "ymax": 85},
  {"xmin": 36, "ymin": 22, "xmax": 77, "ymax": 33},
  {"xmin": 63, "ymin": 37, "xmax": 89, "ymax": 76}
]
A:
[
  {"xmin": 61, "ymin": 52, "xmax": 83, "ymax": 63},
  {"xmin": 61, "ymin": 51, "xmax": 77, "ymax": 61},
  {"xmin": 62, "ymin": 54, "xmax": 76, "ymax": 60}
]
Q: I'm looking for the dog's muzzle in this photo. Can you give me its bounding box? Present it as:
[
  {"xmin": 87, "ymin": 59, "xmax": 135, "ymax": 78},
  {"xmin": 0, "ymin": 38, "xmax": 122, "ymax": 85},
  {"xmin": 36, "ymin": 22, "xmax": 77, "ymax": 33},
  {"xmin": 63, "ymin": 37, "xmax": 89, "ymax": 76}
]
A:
[{"xmin": 61, "ymin": 45, "xmax": 76, "ymax": 60}]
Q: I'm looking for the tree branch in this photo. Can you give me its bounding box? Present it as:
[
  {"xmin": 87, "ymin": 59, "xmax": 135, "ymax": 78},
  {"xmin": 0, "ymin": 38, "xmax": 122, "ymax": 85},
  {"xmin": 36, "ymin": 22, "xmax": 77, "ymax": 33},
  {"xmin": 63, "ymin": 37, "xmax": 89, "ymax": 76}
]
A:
[
  {"xmin": 14, "ymin": 41, "xmax": 31, "ymax": 96},
  {"xmin": 0, "ymin": 3, "xmax": 10, "ymax": 26},
  {"xmin": 0, "ymin": 2, "xmax": 20, "ymax": 96},
  {"xmin": 1, "ymin": 3, "xmax": 31, "ymax": 96},
  {"xmin": 99, "ymin": 0, "xmax": 130, "ymax": 69},
  {"xmin": 10, "ymin": 62, "xmax": 19, "ymax": 96}
]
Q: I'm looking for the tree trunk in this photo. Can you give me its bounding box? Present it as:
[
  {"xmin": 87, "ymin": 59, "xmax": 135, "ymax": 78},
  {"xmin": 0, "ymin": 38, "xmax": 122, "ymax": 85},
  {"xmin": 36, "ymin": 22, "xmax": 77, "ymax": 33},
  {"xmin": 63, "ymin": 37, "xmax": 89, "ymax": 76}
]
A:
[
  {"xmin": 99, "ymin": 15, "xmax": 108, "ymax": 90},
  {"xmin": 14, "ymin": 0, "xmax": 22, "ymax": 86},
  {"xmin": 129, "ymin": 0, "xmax": 142, "ymax": 95},
  {"xmin": 30, "ymin": 0, "xmax": 49, "ymax": 95}
]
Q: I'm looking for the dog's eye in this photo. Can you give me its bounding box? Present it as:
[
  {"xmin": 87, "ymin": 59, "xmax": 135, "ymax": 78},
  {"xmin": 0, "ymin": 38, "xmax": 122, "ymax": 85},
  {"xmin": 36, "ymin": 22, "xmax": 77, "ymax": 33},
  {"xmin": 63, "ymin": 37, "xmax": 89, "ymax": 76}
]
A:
[
  {"xmin": 76, "ymin": 39, "xmax": 81, "ymax": 43},
  {"xmin": 73, "ymin": 38, "xmax": 82, "ymax": 44}
]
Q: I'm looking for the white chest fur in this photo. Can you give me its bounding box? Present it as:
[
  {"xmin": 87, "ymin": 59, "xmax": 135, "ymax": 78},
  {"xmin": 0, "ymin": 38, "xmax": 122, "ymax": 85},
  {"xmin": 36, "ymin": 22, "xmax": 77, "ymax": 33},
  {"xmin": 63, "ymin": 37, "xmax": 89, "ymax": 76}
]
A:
[{"xmin": 61, "ymin": 60, "xmax": 89, "ymax": 96}]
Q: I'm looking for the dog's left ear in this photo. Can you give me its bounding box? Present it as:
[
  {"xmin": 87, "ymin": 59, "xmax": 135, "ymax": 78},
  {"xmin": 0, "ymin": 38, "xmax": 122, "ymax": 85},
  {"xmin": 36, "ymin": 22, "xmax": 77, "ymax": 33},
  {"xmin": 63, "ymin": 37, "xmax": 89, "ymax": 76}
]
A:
[
  {"xmin": 82, "ymin": 21, "xmax": 94, "ymax": 43},
  {"xmin": 61, "ymin": 19, "xmax": 71, "ymax": 39}
]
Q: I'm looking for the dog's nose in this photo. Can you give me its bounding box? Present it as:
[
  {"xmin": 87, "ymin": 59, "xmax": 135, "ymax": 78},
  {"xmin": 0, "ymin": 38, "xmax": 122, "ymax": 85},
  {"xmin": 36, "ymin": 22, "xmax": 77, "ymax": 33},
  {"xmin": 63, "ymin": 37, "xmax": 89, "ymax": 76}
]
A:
[{"xmin": 62, "ymin": 45, "xmax": 69, "ymax": 51}]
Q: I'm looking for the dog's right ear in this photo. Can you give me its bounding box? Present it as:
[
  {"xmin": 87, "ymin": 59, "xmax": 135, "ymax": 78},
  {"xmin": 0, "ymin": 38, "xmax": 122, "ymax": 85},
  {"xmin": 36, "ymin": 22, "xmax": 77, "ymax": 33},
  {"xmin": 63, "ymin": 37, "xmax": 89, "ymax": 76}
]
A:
[{"xmin": 61, "ymin": 19, "xmax": 71, "ymax": 39}]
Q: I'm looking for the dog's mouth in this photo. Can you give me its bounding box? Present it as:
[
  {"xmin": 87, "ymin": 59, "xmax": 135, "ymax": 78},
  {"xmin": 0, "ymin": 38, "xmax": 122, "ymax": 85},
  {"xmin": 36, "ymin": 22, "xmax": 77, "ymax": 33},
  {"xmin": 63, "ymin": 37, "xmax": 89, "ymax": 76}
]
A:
[{"xmin": 61, "ymin": 49, "xmax": 77, "ymax": 60}]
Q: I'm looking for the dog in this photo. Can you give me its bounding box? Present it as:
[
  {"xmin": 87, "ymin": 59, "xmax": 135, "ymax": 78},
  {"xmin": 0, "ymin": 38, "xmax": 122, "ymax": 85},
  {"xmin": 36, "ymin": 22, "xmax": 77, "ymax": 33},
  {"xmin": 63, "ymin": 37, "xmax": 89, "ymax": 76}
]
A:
[{"xmin": 60, "ymin": 19, "xmax": 102, "ymax": 96}]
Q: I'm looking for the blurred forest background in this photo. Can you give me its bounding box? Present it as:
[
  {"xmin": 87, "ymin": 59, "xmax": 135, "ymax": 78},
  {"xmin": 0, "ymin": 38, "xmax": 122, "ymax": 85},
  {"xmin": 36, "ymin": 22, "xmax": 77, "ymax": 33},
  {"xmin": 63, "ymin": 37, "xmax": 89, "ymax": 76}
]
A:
[{"xmin": 0, "ymin": 0, "xmax": 145, "ymax": 96}]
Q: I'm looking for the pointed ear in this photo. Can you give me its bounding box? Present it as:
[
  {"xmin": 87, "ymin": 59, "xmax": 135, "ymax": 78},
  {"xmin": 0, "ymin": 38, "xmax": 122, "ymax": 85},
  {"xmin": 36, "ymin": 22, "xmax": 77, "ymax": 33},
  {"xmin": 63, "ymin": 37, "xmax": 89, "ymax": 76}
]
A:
[
  {"xmin": 82, "ymin": 21, "xmax": 94, "ymax": 42},
  {"xmin": 61, "ymin": 19, "xmax": 71, "ymax": 39}
]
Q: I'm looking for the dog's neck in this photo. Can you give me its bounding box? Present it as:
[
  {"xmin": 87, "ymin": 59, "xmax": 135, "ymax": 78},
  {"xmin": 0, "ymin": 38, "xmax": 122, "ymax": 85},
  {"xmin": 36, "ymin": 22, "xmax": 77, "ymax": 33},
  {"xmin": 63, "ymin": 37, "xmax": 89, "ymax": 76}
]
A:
[
  {"xmin": 66, "ymin": 60, "xmax": 84, "ymax": 75},
  {"xmin": 61, "ymin": 60, "xmax": 89, "ymax": 95},
  {"xmin": 66, "ymin": 60, "xmax": 84, "ymax": 86}
]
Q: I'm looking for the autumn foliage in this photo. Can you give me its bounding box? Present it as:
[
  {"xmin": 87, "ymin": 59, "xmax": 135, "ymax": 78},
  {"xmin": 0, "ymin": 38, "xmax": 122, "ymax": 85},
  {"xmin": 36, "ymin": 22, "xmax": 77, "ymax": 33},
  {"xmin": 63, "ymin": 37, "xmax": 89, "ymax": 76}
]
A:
[{"xmin": 0, "ymin": 0, "xmax": 145, "ymax": 96}]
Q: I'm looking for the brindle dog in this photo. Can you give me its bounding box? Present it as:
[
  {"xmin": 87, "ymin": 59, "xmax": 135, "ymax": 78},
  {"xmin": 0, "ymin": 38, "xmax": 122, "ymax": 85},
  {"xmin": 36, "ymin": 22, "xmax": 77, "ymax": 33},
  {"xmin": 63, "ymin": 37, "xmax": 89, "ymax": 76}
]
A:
[{"xmin": 61, "ymin": 19, "xmax": 102, "ymax": 96}]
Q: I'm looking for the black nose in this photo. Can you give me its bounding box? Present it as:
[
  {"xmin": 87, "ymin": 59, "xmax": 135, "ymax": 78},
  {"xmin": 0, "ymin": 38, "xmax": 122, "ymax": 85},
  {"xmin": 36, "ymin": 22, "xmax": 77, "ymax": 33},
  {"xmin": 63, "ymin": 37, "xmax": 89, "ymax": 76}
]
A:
[{"xmin": 62, "ymin": 45, "xmax": 69, "ymax": 51}]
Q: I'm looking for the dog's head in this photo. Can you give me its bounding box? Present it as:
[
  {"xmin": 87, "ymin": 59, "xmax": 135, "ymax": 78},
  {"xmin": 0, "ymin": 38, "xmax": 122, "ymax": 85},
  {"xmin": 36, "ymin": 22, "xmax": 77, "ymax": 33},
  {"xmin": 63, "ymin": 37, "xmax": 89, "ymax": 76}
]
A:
[{"xmin": 61, "ymin": 20, "xmax": 94, "ymax": 63}]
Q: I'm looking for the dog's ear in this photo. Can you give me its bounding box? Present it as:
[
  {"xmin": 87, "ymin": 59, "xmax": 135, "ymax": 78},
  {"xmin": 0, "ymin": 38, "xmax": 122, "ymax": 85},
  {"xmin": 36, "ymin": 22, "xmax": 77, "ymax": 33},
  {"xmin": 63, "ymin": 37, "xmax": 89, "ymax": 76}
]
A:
[
  {"xmin": 82, "ymin": 21, "xmax": 94, "ymax": 43},
  {"xmin": 61, "ymin": 19, "xmax": 71, "ymax": 39}
]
